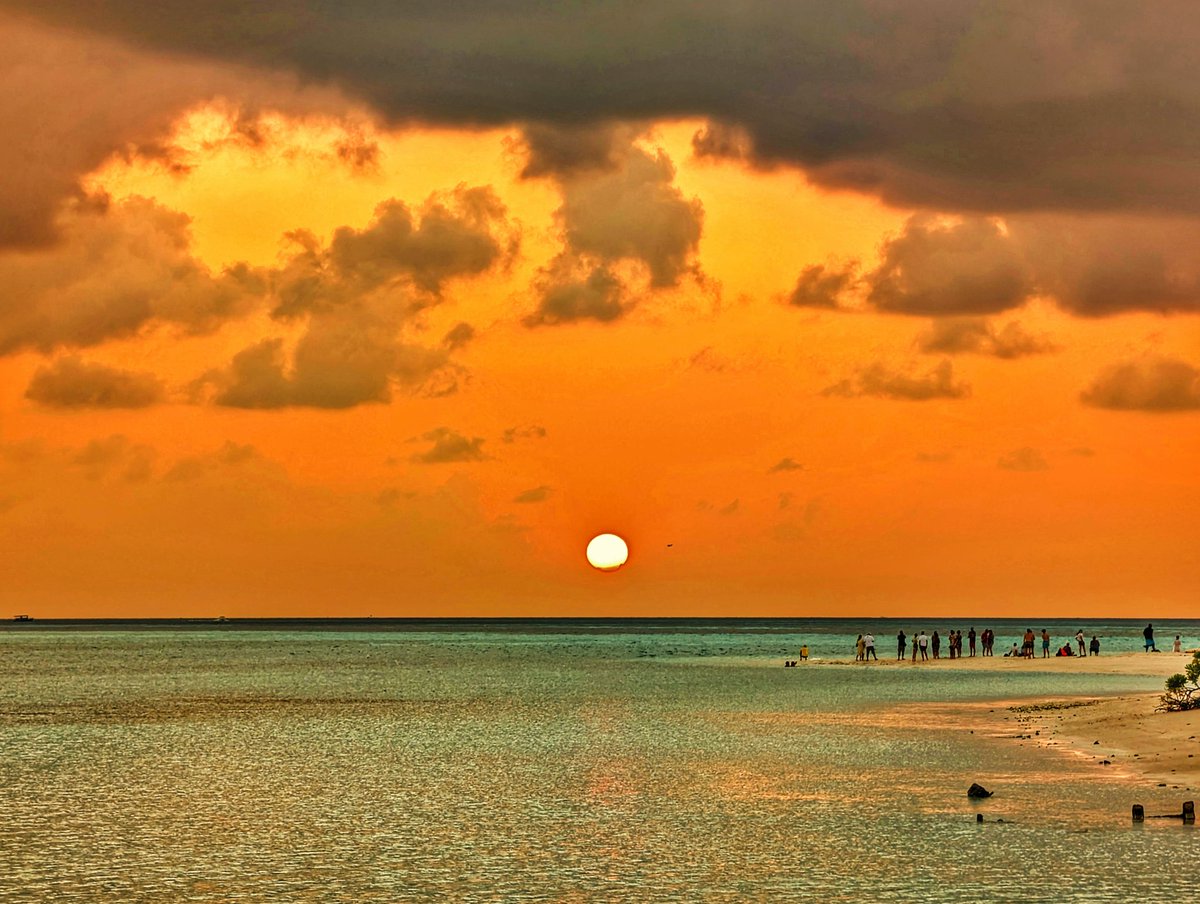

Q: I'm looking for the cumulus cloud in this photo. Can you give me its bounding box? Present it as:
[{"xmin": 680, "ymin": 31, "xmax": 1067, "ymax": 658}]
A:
[
  {"xmin": 25, "ymin": 356, "xmax": 165, "ymax": 409},
  {"xmin": 513, "ymin": 485, "xmax": 551, "ymax": 504},
  {"xmin": 525, "ymin": 263, "xmax": 626, "ymax": 326},
  {"xmin": 521, "ymin": 129, "xmax": 703, "ymax": 324},
  {"xmin": 557, "ymin": 143, "xmax": 702, "ymax": 289},
  {"xmin": 207, "ymin": 308, "xmax": 454, "ymax": 410},
  {"xmin": 1081, "ymin": 356, "xmax": 1200, "ymax": 412},
  {"xmin": 787, "ymin": 264, "xmax": 858, "ymax": 310},
  {"xmin": 0, "ymin": 197, "xmax": 263, "ymax": 354},
  {"xmin": 823, "ymin": 359, "xmax": 970, "ymax": 401},
  {"xmin": 916, "ymin": 318, "xmax": 1058, "ymax": 359},
  {"xmin": 867, "ymin": 217, "xmax": 1033, "ymax": 317},
  {"xmin": 197, "ymin": 186, "xmax": 508, "ymax": 409},
  {"xmin": 997, "ymin": 447, "xmax": 1049, "ymax": 472},
  {"xmin": 273, "ymin": 187, "xmax": 514, "ymax": 318},
  {"xmin": 410, "ymin": 427, "xmax": 487, "ymax": 464}
]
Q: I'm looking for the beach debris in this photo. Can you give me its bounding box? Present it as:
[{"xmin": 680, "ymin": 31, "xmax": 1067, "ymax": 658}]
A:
[{"xmin": 967, "ymin": 783, "xmax": 993, "ymax": 799}]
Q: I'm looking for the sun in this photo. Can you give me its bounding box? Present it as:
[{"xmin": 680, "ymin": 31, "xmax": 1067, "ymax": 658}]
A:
[{"xmin": 586, "ymin": 533, "xmax": 629, "ymax": 572}]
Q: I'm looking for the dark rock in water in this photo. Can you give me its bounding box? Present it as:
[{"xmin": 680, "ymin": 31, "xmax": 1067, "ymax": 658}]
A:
[{"xmin": 967, "ymin": 783, "xmax": 993, "ymax": 799}]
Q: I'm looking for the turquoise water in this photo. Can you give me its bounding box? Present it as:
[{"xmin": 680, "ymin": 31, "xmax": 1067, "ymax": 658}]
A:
[{"xmin": 2, "ymin": 622, "xmax": 1197, "ymax": 902}]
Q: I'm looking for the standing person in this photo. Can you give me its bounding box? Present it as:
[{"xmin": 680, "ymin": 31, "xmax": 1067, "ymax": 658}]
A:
[
  {"xmin": 1022, "ymin": 628, "xmax": 1035, "ymax": 659},
  {"xmin": 1089, "ymin": 635, "xmax": 1100, "ymax": 656},
  {"xmin": 932, "ymin": 631, "xmax": 941, "ymax": 659},
  {"xmin": 864, "ymin": 632, "xmax": 877, "ymax": 661},
  {"xmin": 1173, "ymin": 634, "xmax": 1182, "ymax": 653},
  {"xmin": 982, "ymin": 628, "xmax": 991, "ymax": 656},
  {"xmin": 1075, "ymin": 629, "xmax": 1086, "ymax": 657},
  {"xmin": 1041, "ymin": 629, "xmax": 1051, "ymax": 659},
  {"xmin": 918, "ymin": 631, "xmax": 928, "ymax": 661},
  {"xmin": 968, "ymin": 627, "xmax": 977, "ymax": 657},
  {"xmin": 1144, "ymin": 623, "xmax": 1158, "ymax": 652},
  {"xmin": 947, "ymin": 631, "xmax": 955, "ymax": 660},
  {"xmin": 897, "ymin": 630, "xmax": 907, "ymax": 660},
  {"xmin": 855, "ymin": 634, "xmax": 865, "ymax": 661}
]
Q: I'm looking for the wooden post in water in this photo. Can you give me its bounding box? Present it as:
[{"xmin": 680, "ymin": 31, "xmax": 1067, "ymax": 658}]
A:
[
  {"xmin": 1131, "ymin": 804, "xmax": 1144, "ymax": 822},
  {"xmin": 1183, "ymin": 801, "xmax": 1195, "ymax": 824}
]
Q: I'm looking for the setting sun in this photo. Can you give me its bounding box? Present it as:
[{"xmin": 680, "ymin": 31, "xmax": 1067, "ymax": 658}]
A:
[{"xmin": 586, "ymin": 533, "xmax": 629, "ymax": 572}]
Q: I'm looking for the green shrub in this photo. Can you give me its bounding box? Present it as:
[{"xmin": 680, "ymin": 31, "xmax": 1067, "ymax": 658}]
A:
[{"xmin": 1161, "ymin": 651, "xmax": 1200, "ymax": 711}]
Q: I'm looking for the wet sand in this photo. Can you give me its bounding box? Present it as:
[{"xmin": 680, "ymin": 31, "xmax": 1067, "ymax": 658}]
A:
[{"xmin": 831, "ymin": 652, "xmax": 1200, "ymax": 790}]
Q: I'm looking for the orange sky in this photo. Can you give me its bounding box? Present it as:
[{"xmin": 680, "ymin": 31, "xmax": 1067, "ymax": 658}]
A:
[{"xmin": 0, "ymin": 8, "xmax": 1197, "ymax": 617}]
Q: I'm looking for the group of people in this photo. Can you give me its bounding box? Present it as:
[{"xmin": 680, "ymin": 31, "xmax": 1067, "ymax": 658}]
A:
[
  {"xmin": 893, "ymin": 628, "xmax": 990, "ymax": 661},
  {"xmin": 786, "ymin": 623, "xmax": 1188, "ymax": 666},
  {"xmin": 1003, "ymin": 628, "xmax": 1102, "ymax": 658}
]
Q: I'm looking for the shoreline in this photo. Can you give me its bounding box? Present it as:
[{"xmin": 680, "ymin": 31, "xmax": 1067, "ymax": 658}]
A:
[{"xmin": 805, "ymin": 652, "xmax": 1200, "ymax": 789}]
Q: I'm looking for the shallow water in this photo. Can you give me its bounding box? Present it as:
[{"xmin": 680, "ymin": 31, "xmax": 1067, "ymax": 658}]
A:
[{"xmin": 2, "ymin": 622, "xmax": 1196, "ymax": 902}]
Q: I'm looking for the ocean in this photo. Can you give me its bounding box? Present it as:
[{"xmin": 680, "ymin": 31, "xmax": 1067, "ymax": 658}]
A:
[{"xmin": 2, "ymin": 619, "xmax": 1197, "ymax": 902}]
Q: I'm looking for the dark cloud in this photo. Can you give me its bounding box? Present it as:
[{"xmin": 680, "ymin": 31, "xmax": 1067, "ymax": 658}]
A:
[
  {"xmin": 823, "ymin": 359, "xmax": 970, "ymax": 401},
  {"xmin": 502, "ymin": 425, "xmax": 547, "ymax": 443},
  {"xmin": 410, "ymin": 427, "xmax": 487, "ymax": 464},
  {"xmin": 1081, "ymin": 356, "xmax": 1200, "ymax": 412},
  {"xmin": 0, "ymin": 13, "xmax": 351, "ymax": 249},
  {"xmin": 867, "ymin": 216, "xmax": 1033, "ymax": 316},
  {"xmin": 208, "ymin": 308, "xmax": 454, "ymax": 410},
  {"xmin": 442, "ymin": 322, "xmax": 476, "ymax": 350},
  {"xmin": 19, "ymin": 2, "xmax": 1200, "ymax": 220},
  {"xmin": 525, "ymin": 263, "xmax": 626, "ymax": 326},
  {"xmin": 517, "ymin": 122, "xmax": 635, "ymax": 179},
  {"xmin": 0, "ymin": 197, "xmax": 263, "ymax": 355},
  {"xmin": 513, "ymin": 485, "xmax": 551, "ymax": 504},
  {"xmin": 1011, "ymin": 215, "xmax": 1200, "ymax": 317},
  {"xmin": 718, "ymin": 499, "xmax": 740, "ymax": 516},
  {"xmin": 916, "ymin": 318, "xmax": 1058, "ymax": 359},
  {"xmin": 787, "ymin": 264, "xmax": 857, "ymax": 310},
  {"xmin": 25, "ymin": 356, "xmax": 165, "ymax": 409},
  {"xmin": 997, "ymin": 447, "xmax": 1049, "ymax": 472},
  {"xmin": 274, "ymin": 187, "xmax": 514, "ymax": 318},
  {"xmin": 558, "ymin": 143, "xmax": 702, "ymax": 289},
  {"xmin": 769, "ymin": 457, "xmax": 804, "ymax": 473}
]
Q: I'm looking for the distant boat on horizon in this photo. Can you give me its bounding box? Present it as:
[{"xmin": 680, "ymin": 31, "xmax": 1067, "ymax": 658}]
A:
[{"xmin": 12, "ymin": 614, "xmax": 31, "ymax": 621}]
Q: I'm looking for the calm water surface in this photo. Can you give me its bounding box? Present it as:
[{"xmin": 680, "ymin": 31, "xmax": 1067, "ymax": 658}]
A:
[{"xmin": 2, "ymin": 620, "xmax": 1197, "ymax": 902}]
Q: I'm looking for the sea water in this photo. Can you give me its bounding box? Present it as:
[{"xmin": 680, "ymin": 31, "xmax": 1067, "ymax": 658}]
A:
[{"xmin": 2, "ymin": 619, "xmax": 1197, "ymax": 902}]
